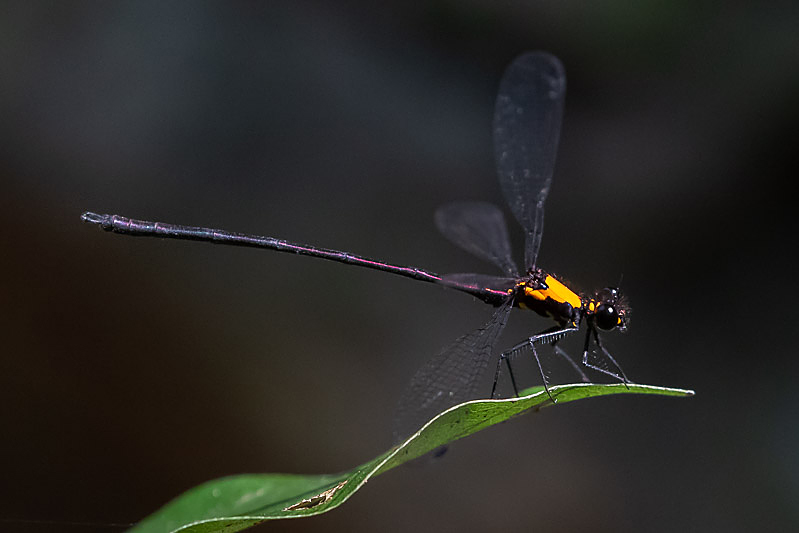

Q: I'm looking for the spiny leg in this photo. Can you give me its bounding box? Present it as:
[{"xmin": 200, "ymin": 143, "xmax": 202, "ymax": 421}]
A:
[
  {"xmin": 492, "ymin": 326, "xmax": 579, "ymax": 403},
  {"xmin": 552, "ymin": 342, "xmax": 588, "ymax": 382},
  {"xmin": 592, "ymin": 327, "xmax": 629, "ymax": 387},
  {"xmin": 581, "ymin": 326, "xmax": 630, "ymax": 387},
  {"xmin": 528, "ymin": 326, "xmax": 579, "ymax": 401},
  {"xmin": 491, "ymin": 351, "xmax": 520, "ymax": 399},
  {"xmin": 491, "ymin": 354, "xmax": 503, "ymax": 399},
  {"xmin": 504, "ymin": 356, "xmax": 520, "ymax": 397},
  {"xmin": 529, "ymin": 341, "xmax": 552, "ymax": 402},
  {"xmin": 493, "ymin": 342, "xmax": 551, "ymax": 401}
]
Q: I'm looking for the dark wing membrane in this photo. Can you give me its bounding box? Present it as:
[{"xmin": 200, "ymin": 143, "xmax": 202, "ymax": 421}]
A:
[
  {"xmin": 435, "ymin": 202, "xmax": 518, "ymax": 277},
  {"xmin": 392, "ymin": 297, "xmax": 513, "ymax": 443},
  {"xmin": 493, "ymin": 52, "xmax": 565, "ymax": 271}
]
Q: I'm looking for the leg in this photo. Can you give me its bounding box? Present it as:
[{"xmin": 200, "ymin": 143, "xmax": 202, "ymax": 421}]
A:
[
  {"xmin": 491, "ymin": 353, "xmax": 503, "ymax": 398},
  {"xmin": 552, "ymin": 342, "xmax": 589, "ymax": 382},
  {"xmin": 528, "ymin": 341, "xmax": 553, "ymax": 402},
  {"xmin": 493, "ymin": 326, "xmax": 579, "ymax": 403},
  {"xmin": 527, "ymin": 326, "xmax": 579, "ymax": 402},
  {"xmin": 504, "ymin": 356, "xmax": 520, "ymax": 397},
  {"xmin": 592, "ymin": 327, "xmax": 630, "ymax": 387},
  {"xmin": 491, "ymin": 350, "xmax": 520, "ymax": 399},
  {"xmin": 581, "ymin": 326, "xmax": 630, "ymax": 387}
]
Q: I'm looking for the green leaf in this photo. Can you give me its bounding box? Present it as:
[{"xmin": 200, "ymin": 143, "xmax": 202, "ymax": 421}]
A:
[{"xmin": 131, "ymin": 383, "xmax": 693, "ymax": 533}]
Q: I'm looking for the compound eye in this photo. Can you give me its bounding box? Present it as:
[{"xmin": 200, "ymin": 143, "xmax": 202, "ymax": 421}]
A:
[{"xmin": 595, "ymin": 303, "xmax": 619, "ymax": 330}]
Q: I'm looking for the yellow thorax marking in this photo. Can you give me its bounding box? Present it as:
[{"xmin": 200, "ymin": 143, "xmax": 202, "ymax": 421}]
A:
[{"xmin": 523, "ymin": 275, "xmax": 582, "ymax": 309}]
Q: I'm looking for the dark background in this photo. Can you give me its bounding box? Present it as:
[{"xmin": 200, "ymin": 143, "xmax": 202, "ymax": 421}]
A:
[{"xmin": 2, "ymin": 2, "xmax": 797, "ymax": 532}]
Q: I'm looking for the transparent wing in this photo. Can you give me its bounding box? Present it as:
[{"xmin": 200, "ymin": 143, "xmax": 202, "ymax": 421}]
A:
[
  {"xmin": 493, "ymin": 51, "xmax": 566, "ymax": 271},
  {"xmin": 439, "ymin": 273, "xmax": 517, "ymax": 293},
  {"xmin": 435, "ymin": 202, "xmax": 518, "ymax": 277},
  {"xmin": 392, "ymin": 297, "xmax": 514, "ymax": 443}
]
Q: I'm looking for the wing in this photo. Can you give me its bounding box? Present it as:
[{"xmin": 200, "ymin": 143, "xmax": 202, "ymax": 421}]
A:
[
  {"xmin": 493, "ymin": 52, "xmax": 566, "ymax": 271},
  {"xmin": 392, "ymin": 297, "xmax": 514, "ymax": 443},
  {"xmin": 435, "ymin": 202, "xmax": 518, "ymax": 277},
  {"xmin": 439, "ymin": 273, "xmax": 517, "ymax": 294}
]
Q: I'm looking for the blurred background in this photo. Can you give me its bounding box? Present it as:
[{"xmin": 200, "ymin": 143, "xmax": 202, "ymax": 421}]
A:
[{"xmin": 2, "ymin": 1, "xmax": 797, "ymax": 531}]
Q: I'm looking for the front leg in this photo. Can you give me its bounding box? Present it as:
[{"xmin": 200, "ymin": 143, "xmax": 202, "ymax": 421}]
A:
[
  {"xmin": 581, "ymin": 326, "xmax": 630, "ymax": 387},
  {"xmin": 552, "ymin": 343, "xmax": 589, "ymax": 382}
]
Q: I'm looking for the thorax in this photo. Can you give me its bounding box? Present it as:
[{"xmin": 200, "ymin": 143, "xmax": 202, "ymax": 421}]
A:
[{"xmin": 513, "ymin": 269, "xmax": 582, "ymax": 326}]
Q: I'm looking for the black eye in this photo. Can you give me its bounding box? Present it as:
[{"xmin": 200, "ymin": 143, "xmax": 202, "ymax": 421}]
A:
[{"xmin": 595, "ymin": 303, "xmax": 619, "ymax": 330}]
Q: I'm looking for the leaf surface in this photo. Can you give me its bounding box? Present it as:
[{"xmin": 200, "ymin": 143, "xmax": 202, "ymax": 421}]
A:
[{"xmin": 131, "ymin": 383, "xmax": 694, "ymax": 532}]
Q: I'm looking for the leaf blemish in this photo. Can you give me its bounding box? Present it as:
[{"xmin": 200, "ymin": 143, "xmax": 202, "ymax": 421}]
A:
[{"xmin": 283, "ymin": 480, "xmax": 348, "ymax": 511}]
